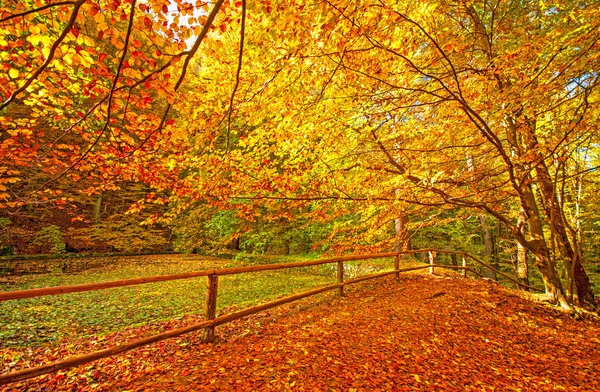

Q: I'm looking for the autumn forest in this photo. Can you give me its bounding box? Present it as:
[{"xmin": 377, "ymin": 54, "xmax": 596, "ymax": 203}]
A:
[{"xmin": 1, "ymin": 0, "xmax": 600, "ymax": 389}]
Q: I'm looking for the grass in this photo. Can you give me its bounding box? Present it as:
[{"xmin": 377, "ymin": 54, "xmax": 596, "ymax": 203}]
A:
[
  {"xmin": 0, "ymin": 253, "xmax": 399, "ymax": 348},
  {"xmin": 7, "ymin": 251, "xmax": 590, "ymax": 350}
]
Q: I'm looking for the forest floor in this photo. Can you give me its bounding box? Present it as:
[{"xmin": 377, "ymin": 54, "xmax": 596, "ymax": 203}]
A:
[{"xmin": 2, "ymin": 273, "xmax": 599, "ymax": 391}]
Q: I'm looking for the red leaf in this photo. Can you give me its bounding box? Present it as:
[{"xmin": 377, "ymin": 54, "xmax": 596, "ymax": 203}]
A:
[{"xmin": 88, "ymin": 4, "xmax": 100, "ymax": 16}]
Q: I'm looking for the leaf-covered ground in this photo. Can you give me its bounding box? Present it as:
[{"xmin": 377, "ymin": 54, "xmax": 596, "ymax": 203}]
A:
[
  {"xmin": 2, "ymin": 274, "xmax": 599, "ymax": 391},
  {"xmin": 1, "ymin": 254, "xmax": 345, "ymax": 346}
]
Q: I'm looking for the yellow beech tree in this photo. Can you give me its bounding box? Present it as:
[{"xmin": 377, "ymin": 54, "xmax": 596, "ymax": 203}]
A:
[
  {"xmin": 2, "ymin": 0, "xmax": 599, "ymax": 309},
  {"xmin": 166, "ymin": 0, "xmax": 599, "ymax": 309}
]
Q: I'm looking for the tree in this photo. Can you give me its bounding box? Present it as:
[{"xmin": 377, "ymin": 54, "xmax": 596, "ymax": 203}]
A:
[{"xmin": 2, "ymin": 0, "xmax": 599, "ymax": 310}]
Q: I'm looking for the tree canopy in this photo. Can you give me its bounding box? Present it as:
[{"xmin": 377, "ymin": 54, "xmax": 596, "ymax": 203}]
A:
[{"xmin": 1, "ymin": 0, "xmax": 600, "ymax": 309}]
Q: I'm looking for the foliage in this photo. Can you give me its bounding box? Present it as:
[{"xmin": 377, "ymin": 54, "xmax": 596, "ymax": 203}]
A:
[
  {"xmin": 3, "ymin": 276, "xmax": 600, "ymax": 390},
  {"xmin": 0, "ymin": 254, "xmax": 333, "ymax": 346},
  {"xmin": 0, "ymin": 217, "xmax": 13, "ymax": 256},
  {"xmin": 1, "ymin": 0, "xmax": 600, "ymax": 309},
  {"xmin": 171, "ymin": 208, "xmax": 240, "ymax": 253},
  {"xmin": 32, "ymin": 225, "xmax": 66, "ymax": 255}
]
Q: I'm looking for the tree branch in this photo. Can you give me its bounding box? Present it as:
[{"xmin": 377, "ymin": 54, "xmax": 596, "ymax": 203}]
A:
[
  {"xmin": 0, "ymin": 0, "xmax": 86, "ymax": 112},
  {"xmin": 0, "ymin": 1, "xmax": 75, "ymax": 24},
  {"xmin": 225, "ymin": 0, "xmax": 247, "ymax": 154}
]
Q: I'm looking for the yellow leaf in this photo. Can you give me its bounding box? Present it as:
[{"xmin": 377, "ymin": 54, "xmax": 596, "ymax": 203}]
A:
[
  {"xmin": 28, "ymin": 34, "xmax": 43, "ymax": 46},
  {"xmin": 53, "ymin": 60, "xmax": 64, "ymax": 72},
  {"xmin": 8, "ymin": 68, "xmax": 18, "ymax": 78}
]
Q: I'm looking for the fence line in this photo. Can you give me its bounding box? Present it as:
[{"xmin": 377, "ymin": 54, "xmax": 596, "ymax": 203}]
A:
[
  {"xmin": 0, "ymin": 249, "xmax": 541, "ymax": 385},
  {"xmin": 0, "ymin": 253, "xmax": 397, "ymax": 302}
]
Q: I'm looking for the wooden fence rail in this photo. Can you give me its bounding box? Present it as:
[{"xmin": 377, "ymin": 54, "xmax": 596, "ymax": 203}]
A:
[{"xmin": 0, "ymin": 249, "xmax": 541, "ymax": 385}]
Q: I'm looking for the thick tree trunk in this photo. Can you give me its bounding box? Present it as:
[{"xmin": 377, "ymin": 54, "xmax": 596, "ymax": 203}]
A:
[
  {"xmin": 503, "ymin": 118, "xmax": 571, "ymax": 310},
  {"xmin": 522, "ymin": 122, "xmax": 595, "ymax": 308},
  {"xmin": 520, "ymin": 186, "xmax": 571, "ymax": 310}
]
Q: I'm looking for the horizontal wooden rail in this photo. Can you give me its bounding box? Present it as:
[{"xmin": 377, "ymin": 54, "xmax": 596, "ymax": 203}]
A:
[
  {"xmin": 0, "ymin": 265, "xmax": 428, "ymax": 385},
  {"xmin": 215, "ymin": 252, "xmax": 398, "ymax": 276},
  {"xmin": 0, "ymin": 253, "xmax": 397, "ymax": 302},
  {"xmin": 0, "ymin": 249, "xmax": 543, "ymax": 385},
  {"xmin": 463, "ymin": 254, "xmax": 543, "ymax": 292},
  {"xmin": 1, "ymin": 250, "xmax": 540, "ymax": 302},
  {"xmin": 0, "ymin": 271, "xmax": 213, "ymax": 302},
  {"xmin": 395, "ymin": 248, "xmax": 542, "ymax": 292},
  {"xmin": 0, "ymin": 319, "xmax": 213, "ymax": 384}
]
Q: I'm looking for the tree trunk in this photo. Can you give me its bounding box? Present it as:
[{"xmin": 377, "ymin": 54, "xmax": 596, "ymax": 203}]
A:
[
  {"xmin": 516, "ymin": 240, "xmax": 529, "ymax": 289},
  {"xmin": 394, "ymin": 213, "xmax": 411, "ymax": 253},
  {"xmin": 464, "ymin": 5, "xmax": 584, "ymax": 310},
  {"xmin": 93, "ymin": 191, "xmax": 103, "ymax": 223},
  {"xmin": 503, "ymin": 117, "xmax": 571, "ymax": 310},
  {"xmin": 479, "ymin": 214, "xmax": 497, "ymax": 280},
  {"xmin": 520, "ymin": 185, "xmax": 571, "ymax": 310},
  {"xmin": 230, "ymin": 236, "xmax": 240, "ymax": 251},
  {"xmin": 522, "ymin": 121, "xmax": 595, "ymax": 308}
]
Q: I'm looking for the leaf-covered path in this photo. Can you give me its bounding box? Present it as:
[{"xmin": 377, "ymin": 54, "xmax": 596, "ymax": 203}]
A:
[{"xmin": 4, "ymin": 275, "xmax": 600, "ymax": 391}]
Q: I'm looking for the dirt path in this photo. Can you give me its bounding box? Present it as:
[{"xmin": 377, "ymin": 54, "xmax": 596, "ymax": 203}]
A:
[{"xmin": 4, "ymin": 275, "xmax": 600, "ymax": 391}]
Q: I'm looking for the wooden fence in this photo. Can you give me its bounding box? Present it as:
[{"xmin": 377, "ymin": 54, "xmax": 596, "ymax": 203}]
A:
[{"xmin": 0, "ymin": 249, "xmax": 540, "ymax": 385}]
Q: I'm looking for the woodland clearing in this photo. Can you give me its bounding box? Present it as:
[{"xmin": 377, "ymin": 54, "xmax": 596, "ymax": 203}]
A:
[{"xmin": 2, "ymin": 269, "xmax": 599, "ymax": 391}]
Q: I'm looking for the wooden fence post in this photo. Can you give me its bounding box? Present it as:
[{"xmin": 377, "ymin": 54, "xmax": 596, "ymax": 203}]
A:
[
  {"xmin": 429, "ymin": 251, "xmax": 435, "ymax": 274},
  {"xmin": 202, "ymin": 274, "xmax": 218, "ymax": 343},
  {"xmin": 462, "ymin": 255, "xmax": 467, "ymax": 278},
  {"xmin": 337, "ymin": 260, "xmax": 344, "ymax": 297},
  {"xmin": 395, "ymin": 254, "xmax": 400, "ymax": 282}
]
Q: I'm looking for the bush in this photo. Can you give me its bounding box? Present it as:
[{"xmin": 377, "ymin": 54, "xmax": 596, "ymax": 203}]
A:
[
  {"xmin": 32, "ymin": 225, "xmax": 66, "ymax": 255},
  {"xmin": 0, "ymin": 217, "xmax": 14, "ymax": 255}
]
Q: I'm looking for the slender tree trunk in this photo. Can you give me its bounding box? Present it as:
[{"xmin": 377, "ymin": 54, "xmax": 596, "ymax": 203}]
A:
[
  {"xmin": 479, "ymin": 214, "xmax": 497, "ymax": 280},
  {"xmin": 394, "ymin": 213, "xmax": 411, "ymax": 253},
  {"xmin": 516, "ymin": 240, "xmax": 529, "ymax": 289},
  {"xmin": 230, "ymin": 236, "xmax": 240, "ymax": 251},
  {"xmin": 93, "ymin": 191, "xmax": 103, "ymax": 223},
  {"xmin": 465, "ymin": 6, "xmax": 579, "ymax": 309}
]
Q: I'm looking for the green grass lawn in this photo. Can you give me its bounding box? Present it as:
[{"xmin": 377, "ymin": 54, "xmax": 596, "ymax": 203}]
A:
[{"xmin": 0, "ymin": 254, "xmax": 398, "ymax": 347}]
